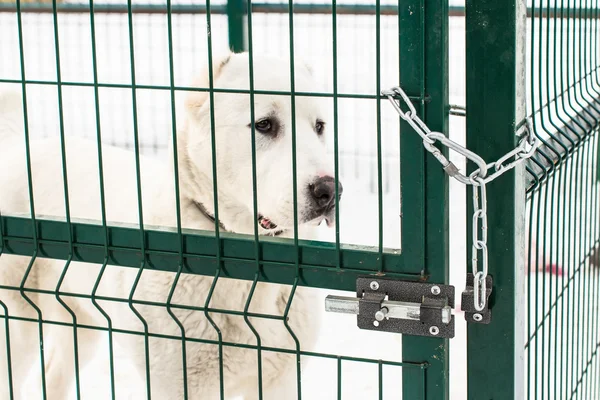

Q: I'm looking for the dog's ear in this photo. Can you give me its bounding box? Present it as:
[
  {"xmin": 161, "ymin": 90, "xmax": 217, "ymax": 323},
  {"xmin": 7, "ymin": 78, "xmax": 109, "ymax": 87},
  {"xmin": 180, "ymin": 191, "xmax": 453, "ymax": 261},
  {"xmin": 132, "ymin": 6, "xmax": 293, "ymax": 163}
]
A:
[{"xmin": 185, "ymin": 53, "xmax": 232, "ymax": 117}]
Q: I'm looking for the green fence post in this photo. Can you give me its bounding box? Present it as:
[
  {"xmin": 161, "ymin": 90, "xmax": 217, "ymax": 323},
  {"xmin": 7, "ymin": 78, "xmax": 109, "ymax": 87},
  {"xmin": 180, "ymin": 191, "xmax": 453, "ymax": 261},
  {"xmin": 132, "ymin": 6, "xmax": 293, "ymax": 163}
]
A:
[
  {"xmin": 226, "ymin": 0, "xmax": 245, "ymax": 52},
  {"xmin": 401, "ymin": 0, "xmax": 450, "ymax": 399},
  {"xmin": 465, "ymin": 0, "xmax": 527, "ymax": 398}
]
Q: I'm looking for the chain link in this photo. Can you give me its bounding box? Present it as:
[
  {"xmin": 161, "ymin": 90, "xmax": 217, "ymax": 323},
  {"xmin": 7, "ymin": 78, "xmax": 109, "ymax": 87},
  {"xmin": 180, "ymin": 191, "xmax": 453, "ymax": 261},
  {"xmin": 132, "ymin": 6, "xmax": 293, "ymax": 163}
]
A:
[
  {"xmin": 471, "ymin": 175, "xmax": 488, "ymax": 311},
  {"xmin": 383, "ymin": 86, "xmax": 539, "ymax": 312}
]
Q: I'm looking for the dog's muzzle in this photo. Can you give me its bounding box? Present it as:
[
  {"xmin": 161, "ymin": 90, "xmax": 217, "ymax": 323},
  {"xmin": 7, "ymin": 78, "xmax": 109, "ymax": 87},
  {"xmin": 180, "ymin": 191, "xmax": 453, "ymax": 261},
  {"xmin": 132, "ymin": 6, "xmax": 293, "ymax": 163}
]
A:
[
  {"xmin": 254, "ymin": 176, "xmax": 343, "ymax": 232},
  {"xmin": 307, "ymin": 176, "xmax": 343, "ymax": 227},
  {"xmin": 309, "ymin": 176, "xmax": 343, "ymax": 211}
]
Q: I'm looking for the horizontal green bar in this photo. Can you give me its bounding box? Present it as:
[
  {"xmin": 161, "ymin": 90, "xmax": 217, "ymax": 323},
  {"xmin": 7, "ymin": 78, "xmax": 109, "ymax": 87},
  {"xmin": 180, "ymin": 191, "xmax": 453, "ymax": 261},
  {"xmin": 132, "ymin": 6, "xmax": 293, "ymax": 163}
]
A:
[
  {"xmin": 0, "ymin": 3, "xmax": 443, "ymax": 15},
  {"xmin": 527, "ymin": 132, "xmax": 598, "ymax": 196},
  {"xmin": 0, "ymin": 283, "xmax": 286, "ymax": 320},
  {"xmin": 0, "ymin": 78, "xmax": 426, "ymax": 103},
  {"xmin": 0, "ymin": 3, "xmax": 590, "ymax": 18},
  {"xmin": 529, "ymin": 66, "xmax": 600, "ymax": 125},
  {"xmin": 1, "ymin": 215, "xmax": 420, "ymax": 291},
  {"xmin": 0, "ymin": 314, "xmax": 425, "ymax": 368},
  {"xmin": 526, "ymin": 93, "xmax": 600, "ymax": 192}
]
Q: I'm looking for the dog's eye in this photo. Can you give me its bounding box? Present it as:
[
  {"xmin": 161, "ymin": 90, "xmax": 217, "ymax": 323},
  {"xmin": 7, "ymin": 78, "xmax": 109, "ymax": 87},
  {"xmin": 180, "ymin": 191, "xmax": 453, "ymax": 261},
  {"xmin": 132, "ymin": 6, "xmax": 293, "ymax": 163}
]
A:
[
  {"xmin": 254, "ymin": 119, "xmax": 272, "ymax": 134},
  {"xmin": 315, "ymin": 120, "xmax": 325, "ymax": 135}
]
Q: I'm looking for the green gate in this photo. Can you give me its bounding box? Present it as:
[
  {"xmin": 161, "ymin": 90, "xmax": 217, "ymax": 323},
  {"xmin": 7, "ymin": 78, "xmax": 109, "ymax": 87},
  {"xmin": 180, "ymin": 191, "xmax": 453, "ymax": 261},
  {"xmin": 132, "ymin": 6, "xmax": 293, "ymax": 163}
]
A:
[{"xmin": 0, "ymin": 0, "xmax": 449, "ymax": 398}]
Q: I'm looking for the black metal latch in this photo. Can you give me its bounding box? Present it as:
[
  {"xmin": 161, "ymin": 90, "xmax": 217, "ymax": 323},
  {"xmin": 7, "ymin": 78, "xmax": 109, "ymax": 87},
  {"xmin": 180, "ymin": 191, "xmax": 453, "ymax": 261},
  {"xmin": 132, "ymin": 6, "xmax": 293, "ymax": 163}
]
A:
[
  {"xmin": 461, "ymin": 273, "xmax": 493, "ymax": 324},
  {"xmin": 324, "ymin": 276, "xmax": 455, "ymax": 339}
]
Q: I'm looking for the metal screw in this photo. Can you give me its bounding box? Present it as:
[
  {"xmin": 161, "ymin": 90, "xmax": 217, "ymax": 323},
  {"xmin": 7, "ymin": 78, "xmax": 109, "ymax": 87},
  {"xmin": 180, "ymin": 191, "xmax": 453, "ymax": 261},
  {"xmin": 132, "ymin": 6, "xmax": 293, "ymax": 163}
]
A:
[
  {"xmin": 373, "ymin": 320, "xmax": 380, "ymax": 327},
  {"xmin": 370, "ymin": 281, "xmax": 380, "ymax": 290},
  {"xmin": 473, "ymin": 313, "xmax": 483, "ymax": 322},
  {"xmin": 429, "ymin": 326, "xmax": 440, "ymax": 336},
  {"xmin": 431, "ymin": 285, "xmax": 441, "ymax": 295}
]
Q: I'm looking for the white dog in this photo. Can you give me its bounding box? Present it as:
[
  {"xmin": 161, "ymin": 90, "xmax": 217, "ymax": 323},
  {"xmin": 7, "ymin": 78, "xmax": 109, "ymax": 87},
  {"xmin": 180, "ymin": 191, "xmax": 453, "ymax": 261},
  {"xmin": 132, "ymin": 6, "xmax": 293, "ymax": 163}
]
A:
[{"xmin": 0, "ymin": 52, "xmax": 342, "ymax": 399}]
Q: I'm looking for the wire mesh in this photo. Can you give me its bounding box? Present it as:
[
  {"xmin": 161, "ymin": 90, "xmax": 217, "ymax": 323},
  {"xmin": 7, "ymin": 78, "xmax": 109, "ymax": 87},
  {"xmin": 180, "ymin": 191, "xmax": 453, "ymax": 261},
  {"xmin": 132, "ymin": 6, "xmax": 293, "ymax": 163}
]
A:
[
  {"xmin": 0, "ymin": 5, "xmax": 404, "ymax": 248},
  {"xmin": 526, "ymin": 0, "xmax": 600, "ymax": 398},
  {"xmin": 0, "ymin": 0, "xmax": 441, "ymax": 398}
]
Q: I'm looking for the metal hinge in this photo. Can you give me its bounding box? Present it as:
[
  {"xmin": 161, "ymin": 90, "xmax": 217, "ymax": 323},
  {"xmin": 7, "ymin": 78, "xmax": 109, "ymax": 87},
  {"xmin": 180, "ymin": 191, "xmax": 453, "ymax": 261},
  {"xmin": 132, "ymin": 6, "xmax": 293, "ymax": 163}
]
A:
[{"xmin": 325, "ymin": 276, "xmax": 455, "ymax": 339}]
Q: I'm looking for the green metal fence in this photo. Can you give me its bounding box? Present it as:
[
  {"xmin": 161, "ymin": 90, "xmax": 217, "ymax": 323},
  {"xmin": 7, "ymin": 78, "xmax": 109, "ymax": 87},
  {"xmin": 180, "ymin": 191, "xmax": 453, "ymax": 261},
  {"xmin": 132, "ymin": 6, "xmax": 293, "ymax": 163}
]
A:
[
  {"xmin": 524, "ymin": 0, "xmax": 600, "ymax": 399},
  {"xmin": 0, "ymin": 0, "xmax": 449, "ymax": 398},
  {"xmin": 2, "ymin": 0, "xmax": 599, "ymax": 398},
  {"xmin": 465, "ymin": 0, "xmax": 600, "ymax": 397}
]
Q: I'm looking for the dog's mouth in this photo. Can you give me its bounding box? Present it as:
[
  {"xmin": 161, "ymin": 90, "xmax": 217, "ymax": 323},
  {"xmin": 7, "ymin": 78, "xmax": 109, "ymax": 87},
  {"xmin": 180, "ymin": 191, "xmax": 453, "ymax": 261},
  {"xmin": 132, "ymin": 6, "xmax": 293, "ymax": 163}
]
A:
[
  {"xmin": 324, "ymin": 216, "xmax": 334, "ymax": 228},
  {"xmin": 258, "ymin": 209, "xmax": 336, "ymax": 231},
  {"xmin": 322, "ymin": 212, "xmax": 335, "ymax": 228},
  {"xmin": 304, "ymin": 207, "xmax": 336, "ymax": 228},
  {"xmin": 258, "ymin": 214, "xmax": 278, "ymax": 230}
]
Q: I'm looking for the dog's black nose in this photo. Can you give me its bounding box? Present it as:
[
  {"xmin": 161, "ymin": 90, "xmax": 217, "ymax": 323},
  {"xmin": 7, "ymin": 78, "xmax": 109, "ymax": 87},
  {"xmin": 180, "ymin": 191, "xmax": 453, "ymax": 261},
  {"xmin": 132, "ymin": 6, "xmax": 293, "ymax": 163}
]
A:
[{"xmin": 310, "ymin": 176, "xmax": 343, "ymax": 210}]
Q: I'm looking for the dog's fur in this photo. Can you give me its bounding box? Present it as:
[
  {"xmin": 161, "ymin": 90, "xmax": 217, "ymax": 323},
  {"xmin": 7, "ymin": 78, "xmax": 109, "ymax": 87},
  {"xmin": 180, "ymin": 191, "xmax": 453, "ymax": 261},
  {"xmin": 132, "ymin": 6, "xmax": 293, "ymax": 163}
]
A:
[{"xmin": 0, "ymin": 52, "xmax": 338, "ymax": 399}]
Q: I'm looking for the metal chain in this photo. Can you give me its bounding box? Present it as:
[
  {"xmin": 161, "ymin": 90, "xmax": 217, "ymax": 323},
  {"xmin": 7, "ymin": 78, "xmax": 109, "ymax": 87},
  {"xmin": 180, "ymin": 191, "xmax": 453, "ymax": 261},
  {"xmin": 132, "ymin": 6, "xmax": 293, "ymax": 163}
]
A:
[{"xmin": 383, "ymin": 86, "xmax": 539, "ymax": 312}]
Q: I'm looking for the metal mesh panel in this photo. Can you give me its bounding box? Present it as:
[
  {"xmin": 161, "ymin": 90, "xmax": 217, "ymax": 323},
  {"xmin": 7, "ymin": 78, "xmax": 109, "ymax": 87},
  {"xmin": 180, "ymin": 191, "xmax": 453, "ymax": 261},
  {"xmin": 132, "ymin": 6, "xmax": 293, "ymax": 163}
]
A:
[
  {"xmin": 526, "ymin": 0, "xmax": 600, "ymax": 398},
  {"xmin": 0, "ymin": 7, "xmax": 403, "ymax": 250}
]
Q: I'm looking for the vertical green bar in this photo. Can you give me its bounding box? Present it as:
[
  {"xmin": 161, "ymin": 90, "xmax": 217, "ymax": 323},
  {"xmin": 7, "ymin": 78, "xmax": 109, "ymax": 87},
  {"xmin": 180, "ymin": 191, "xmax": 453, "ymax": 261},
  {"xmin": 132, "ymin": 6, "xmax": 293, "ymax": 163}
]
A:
[
  {"xmin": 398, "ymin": 0, "xmax": 426, "ymax": 271},
  {"xmin": 227, "ymin": 0, "xmax": 245, "ymax": 52},
  {"xmin": 401, "ymin": 0, "xmax": 449, "ymax": 399},
  {"xmin": 465, "ymin": 0, "xmax": 526, "ymax": 398}
]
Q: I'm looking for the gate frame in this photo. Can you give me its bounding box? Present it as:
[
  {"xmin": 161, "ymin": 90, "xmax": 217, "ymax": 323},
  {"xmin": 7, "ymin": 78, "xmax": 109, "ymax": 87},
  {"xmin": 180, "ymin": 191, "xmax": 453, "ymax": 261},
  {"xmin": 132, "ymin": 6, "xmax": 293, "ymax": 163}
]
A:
[
  {"xmin": 465, "ymin": 0, "xmax": 527, "ymax": 398},
  {"xmin": 399, "ymin": 1, "xmax": 450, "ymax": 400}
]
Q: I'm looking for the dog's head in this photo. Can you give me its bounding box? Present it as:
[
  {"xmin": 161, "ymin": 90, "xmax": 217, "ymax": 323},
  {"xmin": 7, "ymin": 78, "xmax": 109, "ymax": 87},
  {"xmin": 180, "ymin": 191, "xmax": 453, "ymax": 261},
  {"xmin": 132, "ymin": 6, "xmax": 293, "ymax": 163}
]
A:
[{"xmin": 183, "ymin": 52, "xmax": 342, "ymax": 234}]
